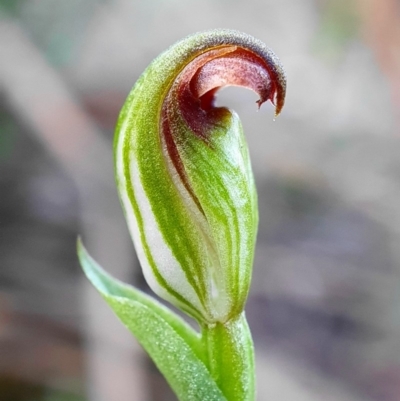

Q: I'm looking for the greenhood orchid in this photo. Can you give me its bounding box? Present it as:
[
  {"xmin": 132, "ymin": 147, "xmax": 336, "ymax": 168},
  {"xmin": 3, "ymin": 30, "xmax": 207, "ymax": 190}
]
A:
[{"xmin": 78, "ymin": 29, "xmax": 286, "ymax": 401}]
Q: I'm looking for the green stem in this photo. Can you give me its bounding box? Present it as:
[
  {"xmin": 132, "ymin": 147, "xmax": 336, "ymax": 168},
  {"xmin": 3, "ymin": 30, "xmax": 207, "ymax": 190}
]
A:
[{"xmin": 202, "ymin": 313, "xmax": 255, "ymax": 401}]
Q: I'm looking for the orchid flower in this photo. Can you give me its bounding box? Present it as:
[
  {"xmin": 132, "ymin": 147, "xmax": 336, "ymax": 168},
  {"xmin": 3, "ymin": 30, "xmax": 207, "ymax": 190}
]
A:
[{"xmin": 78, "ymin": 29, "xmax": 286, "ymax": 401}]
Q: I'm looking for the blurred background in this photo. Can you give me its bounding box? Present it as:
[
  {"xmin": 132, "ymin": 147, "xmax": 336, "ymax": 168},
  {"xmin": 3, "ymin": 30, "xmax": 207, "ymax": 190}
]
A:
[{"xmin": 1, "ymin": 0, "xmax": 400, "ymax": 400}]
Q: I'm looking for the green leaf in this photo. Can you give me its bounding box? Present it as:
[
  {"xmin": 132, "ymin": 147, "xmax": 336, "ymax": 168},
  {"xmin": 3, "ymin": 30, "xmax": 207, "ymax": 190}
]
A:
[{"xmin": 77, "ymin": 238, "xmax": 226, "ymax": 401}]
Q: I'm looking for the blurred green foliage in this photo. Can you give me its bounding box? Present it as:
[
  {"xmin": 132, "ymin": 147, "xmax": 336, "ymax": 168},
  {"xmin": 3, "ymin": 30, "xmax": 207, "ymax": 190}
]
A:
[
  {"xmin": 314, "ymin": 0, "xmax": 360, "ymax": 60},
  {"xmin": 0, "ymin": 0, "xmax": 25, "ymax": 16},
  {"xmin": 0, "ymin": 111, "xmax": 18, "ymax": 163}
]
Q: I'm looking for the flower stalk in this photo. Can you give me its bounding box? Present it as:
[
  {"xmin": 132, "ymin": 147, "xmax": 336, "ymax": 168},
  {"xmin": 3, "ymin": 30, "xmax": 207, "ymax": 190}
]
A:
[{"xmin": 202, "ymin": 313, "xmax": 255, "ymax": 401}]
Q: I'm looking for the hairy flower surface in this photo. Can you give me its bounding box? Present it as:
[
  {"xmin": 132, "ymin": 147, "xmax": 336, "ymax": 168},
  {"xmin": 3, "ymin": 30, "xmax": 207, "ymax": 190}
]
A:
[{"xmin": 114, "ymin": 29, "xmax": 286, "ymax": 324}]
